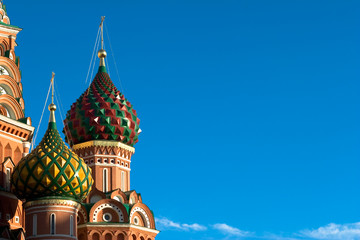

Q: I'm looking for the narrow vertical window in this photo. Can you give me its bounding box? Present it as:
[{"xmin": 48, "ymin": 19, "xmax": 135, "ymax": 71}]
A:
[
  {"xmin": 5, "ymin": 168, "xmax": 11, "ymax": 191},
  {"xmin": 33, "ymin": 214, "xmax": 37, "ymax": 236},
  {"xmin": 50, "ymin": 213, "xmax": 55, "ymax": 234},
  {"xmin": 103, "ymin": 168, "xmax": 108, "ymax": 192},
  {"xmin": 121, "ymin": 171, "xmax": 125, "ymax": 191},
  {"xmin": 70, "ymin": 215, "xmax": 73, "ymax": 236}
]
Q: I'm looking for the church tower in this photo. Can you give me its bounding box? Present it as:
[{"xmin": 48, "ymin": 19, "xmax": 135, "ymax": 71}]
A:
[
  {"xmin": 11, "ymin": 76, "xmax": 94, "ymax": 240},
  {"xmin": 0, "ymin": 1, "xmax": 34, "ymax": 237},
  {"xmin": 63, "ymin": 20, "xmax": 159, "ymax": 240}
]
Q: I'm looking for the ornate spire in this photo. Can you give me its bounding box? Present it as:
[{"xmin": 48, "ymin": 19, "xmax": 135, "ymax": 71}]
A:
[
  {"xmin": 63, "ymin": 18, "xmax": 141, "ymax": 147},
  {"xmin": 98, "ymin": 16, "xmax": 107, "ymax": 73},
  {"xmin": 48, "ymin": 72, "xmax": 56, "ymax": 124}
]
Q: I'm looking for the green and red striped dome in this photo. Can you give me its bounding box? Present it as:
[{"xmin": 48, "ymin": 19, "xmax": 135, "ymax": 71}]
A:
[{"xmin": 63, "ymin": 67, "xmax": 140, "ymax": 147}]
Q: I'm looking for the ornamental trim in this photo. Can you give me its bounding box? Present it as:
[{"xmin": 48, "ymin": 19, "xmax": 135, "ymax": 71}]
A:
[{"xmin": 73, "ymin": 140, "xmax": 135, "ymax": 153}]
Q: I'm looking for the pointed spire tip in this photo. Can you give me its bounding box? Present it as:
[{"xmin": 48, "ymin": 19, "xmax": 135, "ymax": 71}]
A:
[{"xmin": 49, "ymin": 73, "xmax": 56, "ymax": 124}]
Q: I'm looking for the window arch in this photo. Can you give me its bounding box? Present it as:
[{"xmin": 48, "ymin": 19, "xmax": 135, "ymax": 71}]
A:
[
  {"xmin": 103, "ymin": 168, "xmax": 108, "ymax": 192},
  {"xmin": 33, "ymin": 214, "xmax": 37, "ymax": 236},
  {"xmin": 105, "ymin": 233, "xmax": 112, "ymax": 240},
  {"xmin": 70, "ymin": 215, "xmax": 74, "ymax": 236},
  {"xmin": 5, "ymin": 167, "xmax": 10, "ymax": 191},
  {"xmin": 0, "ymin": 102, "xmax": 16, "ymax": 119},
  {"xmin": 0, "ymin": 65, "xmax": 11, "ymax": 77},
  {"xmin": 93, "ymin": 233, "xmax": 100, "ymax": 240},
  {"xmin": 50, "ymin": 213, "xmax": 55, "ymax": 234},
  {"xmin": 121, "ymin": 171, "xmax": 125, "ymax": 191},
  {"xmin": 4, "ymin": 143, "xmax": 11, "ymax": 158}
]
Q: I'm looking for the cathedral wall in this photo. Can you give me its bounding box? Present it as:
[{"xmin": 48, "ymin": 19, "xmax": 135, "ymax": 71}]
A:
[
  {"xmin": 0, "ymin": 193, "xmax": 23, "ymax": 229},
  {"xmin": 25, "ymin": 201, "xmax": 79, "ymax": 240}
]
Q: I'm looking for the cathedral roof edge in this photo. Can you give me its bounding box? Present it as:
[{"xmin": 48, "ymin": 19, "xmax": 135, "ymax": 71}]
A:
[
  {"xmin": 0, "ymin": 114, "xmax": 34, "ymax": 132},
  {"xmin": 72, "ymin": 140, "xmax": 135, "ymax": 153}
]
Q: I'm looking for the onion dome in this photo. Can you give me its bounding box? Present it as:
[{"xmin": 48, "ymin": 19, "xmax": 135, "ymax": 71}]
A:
[
  {"xmin": 11, "ymin": 83, "xmax": 93, "ymax": 201},
  {"xmin": 63, "ymin": 49, "xmax": 140, "ymax": 147}
]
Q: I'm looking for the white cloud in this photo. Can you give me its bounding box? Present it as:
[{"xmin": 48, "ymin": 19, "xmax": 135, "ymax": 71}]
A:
[
  {"xmin": 212, "ymin": 223, "xmax": 252, "ymax": 237},
  {"xmin": 155, "ymin": 217, "xmax": 207, "ymax": 231},
  {"xmin": 300, "ymin": 222, "xmax": 360, "ymax": 240},
  {"xmin": 182, "ymin": 223, "xmax": 208, "ymax": 231}
]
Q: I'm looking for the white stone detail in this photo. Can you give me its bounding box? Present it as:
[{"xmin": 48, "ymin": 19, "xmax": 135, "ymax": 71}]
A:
[
  {"xmin": 92, "ymin": 203, "xmax": 124, "ymax": 222},
  {"xmin": 130, "ymin": 207, "xmax": 150, "ymax": 228},
  {"xmin": 79, "ymin": 207, "xmax": 88, "ymax": 223}
]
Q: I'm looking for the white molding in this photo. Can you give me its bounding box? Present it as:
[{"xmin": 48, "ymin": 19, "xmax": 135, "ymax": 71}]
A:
[
  {"xmin": 77, "ymin": 223, "xmax": 160, "ymax": 234},
  {"xmin": 26, "ymin": 209, "xmax": 77, "ymax": 215},
  {"xmin": 26, "ymin": 205, "xmax": 78, "ymax": 212},
  {"xmin": 0, "ymin": 114, "xmax": 34, "ymax": 132}
]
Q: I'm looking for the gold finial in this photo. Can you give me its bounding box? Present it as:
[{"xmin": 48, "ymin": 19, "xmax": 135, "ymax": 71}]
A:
[{"xmin": 49, "ymin": 72, "xmax": 56, "ymax": 122}]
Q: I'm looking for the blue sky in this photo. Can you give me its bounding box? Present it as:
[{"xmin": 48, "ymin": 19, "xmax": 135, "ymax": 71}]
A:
[{"xmin": 7, "ymin": 0, "xmax": 360, "ymax": 239}]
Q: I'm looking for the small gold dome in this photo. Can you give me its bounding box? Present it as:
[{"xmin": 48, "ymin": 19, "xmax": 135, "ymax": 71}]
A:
[
  {"xmin": 98, "ymin": 49, "xmax": 107, "ymax": 59},
  {"xmin": 48, "ymin": 103, "xmax": 56, "ymax": 111}
]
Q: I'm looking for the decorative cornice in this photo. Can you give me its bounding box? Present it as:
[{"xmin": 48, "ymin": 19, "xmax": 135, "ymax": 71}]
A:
[
  {"xmin": 73, "ymin": 140, "xmax": 135, "ymax": 153},
  {"xmin": 24, "ymin": 198, "xmax": 81, "ymax": 209},
  {"xmin": 77, "ymin": 223, "xmax": 159, "ymax": 234},
  {"xmin": 0, "ymin": 25, "xmax": 21, "ymax": 34},
  {"xmin": 0, "ymin": 114, "xmax": 34, "ymax": 132}
]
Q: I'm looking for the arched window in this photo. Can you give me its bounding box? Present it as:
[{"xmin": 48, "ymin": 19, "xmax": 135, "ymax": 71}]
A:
[
  {"xmin": 121, "ymin": 171, "xmax": 125, "ymax": 191},
  {"xmin": 93, "ymin": 233, "xmax": 100, "ymax": 240},
  {"xmin": 50, "ymin": 213, "xmax": 55, "ymax": 234},
  {"xmin": 103, "ymin": 168, "xmax": 108, "ymax": 192},
  {"xmin": 33, "ymin": 214, "xmax": 37, "ymax": 236},
  {"xmin": 70, "ymin": 215, "xmax": 74, "ymax": 236},
  {"xmin": 5, "ymin": 168, "xmax": 10, "ymax": 191},
  {"xmin": 105, "ymin": 233, "xmax": 112, "ymax": 240}
]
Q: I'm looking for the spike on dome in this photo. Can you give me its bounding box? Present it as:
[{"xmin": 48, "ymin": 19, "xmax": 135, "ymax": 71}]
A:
[{"xmin": 11, "ymin": 75, "xmax": 93, "ymax": 201}]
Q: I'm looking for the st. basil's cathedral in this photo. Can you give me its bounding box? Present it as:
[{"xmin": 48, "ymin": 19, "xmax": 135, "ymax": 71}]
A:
[{"xmin": 0, "ymin": 2, "xmax": 159, "ymax": 240}]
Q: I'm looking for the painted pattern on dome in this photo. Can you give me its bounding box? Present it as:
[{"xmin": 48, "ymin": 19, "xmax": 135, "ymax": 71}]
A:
[
  {"xmin": 63, "ymin": 71, "xmax": 140, "ymax": 146},
  {"xmin": 11, "ymin": 123, "xmax": 93, "ymax": 201}
]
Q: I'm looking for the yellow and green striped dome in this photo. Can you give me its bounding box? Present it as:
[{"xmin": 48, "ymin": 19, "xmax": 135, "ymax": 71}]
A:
[{"xmin": 11, "ymin": 104, "xmax": 93, "ymax": 201}]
